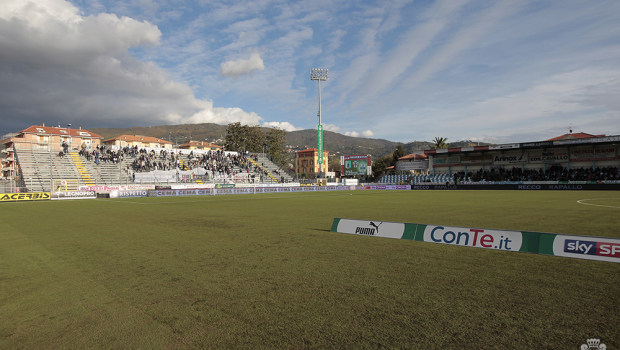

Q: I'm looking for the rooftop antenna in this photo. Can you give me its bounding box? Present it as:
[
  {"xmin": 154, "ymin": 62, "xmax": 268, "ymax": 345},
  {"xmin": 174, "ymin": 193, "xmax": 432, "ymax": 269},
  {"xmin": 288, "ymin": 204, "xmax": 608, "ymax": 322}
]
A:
[{"xmin": 568, "ymin": 123, "xmax": 573, "ymax": 134}]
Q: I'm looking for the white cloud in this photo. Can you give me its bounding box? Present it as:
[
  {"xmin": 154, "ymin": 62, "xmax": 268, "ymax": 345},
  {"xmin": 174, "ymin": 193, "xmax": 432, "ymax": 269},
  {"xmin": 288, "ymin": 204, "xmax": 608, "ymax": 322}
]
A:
[
  {"xmin": 262, "ymin": 121, "xmax": 301, "ymax": 131},
  {"xmin": 184, "ymin": 107, "xmax": 263, "ymax": 126},
  {"xmin": 344, "ymin": 130, "xmax": 374, "ymax": 138},
  {"xmin": 323, "ymin": 124, "xmax": 341, "ymax": 132},
  {"xmin": 0, "ymin": 0, "xmax": 263, "ymax": 133},
  {"xmin": 219, "ymin": 52, "xmax": 265, "ymax": 77}
]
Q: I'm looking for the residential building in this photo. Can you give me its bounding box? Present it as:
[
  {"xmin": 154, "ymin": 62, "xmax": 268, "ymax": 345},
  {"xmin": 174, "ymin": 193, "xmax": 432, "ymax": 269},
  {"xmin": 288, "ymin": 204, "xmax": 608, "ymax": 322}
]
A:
[
  {"xmin": 103, "ymin": 135, "xmax": 173, "ymax": 149},
  {"xmin": 0, "ymin": 125, "xmax": 103, "ymax": 179},
  {"xmin": 294, "ymin": 148, "xmax": 329, "ymax": 177},
  {"xmin": 179, "ymin": 140, "xmax": 222, "ymax": 151}
]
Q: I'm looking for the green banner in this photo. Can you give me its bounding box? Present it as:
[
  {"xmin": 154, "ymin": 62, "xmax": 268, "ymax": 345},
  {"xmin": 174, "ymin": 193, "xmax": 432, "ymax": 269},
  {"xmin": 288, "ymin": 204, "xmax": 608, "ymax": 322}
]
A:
[
  {"xmin": 215, "ymin": 184, "xmax": 235, "ymax": 189},
  {"xmin": 331, "ymin": 218, "xmax": 620, "ymax": 264},
  {"xmin": 318, "ymin": 124, "xmax": 323, "ymax": 165}
]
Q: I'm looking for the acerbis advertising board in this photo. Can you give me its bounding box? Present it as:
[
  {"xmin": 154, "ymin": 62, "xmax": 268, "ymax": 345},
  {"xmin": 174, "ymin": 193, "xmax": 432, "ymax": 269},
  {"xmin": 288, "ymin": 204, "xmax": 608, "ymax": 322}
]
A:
[{"xmin": 0, "ymin": 192, "xmax": 50, "ymax": 202}]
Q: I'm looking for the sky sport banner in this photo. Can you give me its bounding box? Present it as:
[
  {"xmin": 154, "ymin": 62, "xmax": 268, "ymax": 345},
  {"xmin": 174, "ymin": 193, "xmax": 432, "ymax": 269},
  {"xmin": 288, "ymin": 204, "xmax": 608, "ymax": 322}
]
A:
[
  {"xmin": 0, "ymin": 192, "xmax": 50, "ymax": 202},
  {"xmin": 549, "ymin": 234, "xmax": 620, "ymax": 263},
  {"xmin": 331, "ymin": 218, "xmax": 620, "ymax": 264}
]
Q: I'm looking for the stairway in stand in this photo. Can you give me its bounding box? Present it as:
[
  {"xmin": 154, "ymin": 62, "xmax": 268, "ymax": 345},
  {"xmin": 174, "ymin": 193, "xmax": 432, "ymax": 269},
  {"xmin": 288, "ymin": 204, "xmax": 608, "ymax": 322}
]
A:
[
  {"xmin": 249, "ymin": 159, "xmax": 279, "ymax": 182},
  {"xmin": 68, "ymin": 152, "xmax": 95, "ymax": 186}
]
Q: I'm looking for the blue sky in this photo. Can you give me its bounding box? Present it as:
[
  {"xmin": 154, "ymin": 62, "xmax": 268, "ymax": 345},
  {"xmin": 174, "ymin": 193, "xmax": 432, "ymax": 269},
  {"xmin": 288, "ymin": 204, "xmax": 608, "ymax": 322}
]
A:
[{"xmin": 1, "ymin": 0, "xmax": 619, "ymax": 144}]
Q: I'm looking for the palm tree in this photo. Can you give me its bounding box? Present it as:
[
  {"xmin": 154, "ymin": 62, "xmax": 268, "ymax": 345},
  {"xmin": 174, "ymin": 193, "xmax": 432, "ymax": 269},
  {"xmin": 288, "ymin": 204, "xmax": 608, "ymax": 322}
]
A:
[{"xmin": 433, "ymin": 137, "xmax": 448, "ymax": 149}]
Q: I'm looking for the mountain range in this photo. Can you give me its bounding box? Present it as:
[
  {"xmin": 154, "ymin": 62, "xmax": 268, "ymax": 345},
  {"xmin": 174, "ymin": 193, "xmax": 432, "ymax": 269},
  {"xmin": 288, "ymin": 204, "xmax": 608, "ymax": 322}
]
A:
[{"xmin": 89, "ymin": 123, "xmax": 486, "ymax": 160}]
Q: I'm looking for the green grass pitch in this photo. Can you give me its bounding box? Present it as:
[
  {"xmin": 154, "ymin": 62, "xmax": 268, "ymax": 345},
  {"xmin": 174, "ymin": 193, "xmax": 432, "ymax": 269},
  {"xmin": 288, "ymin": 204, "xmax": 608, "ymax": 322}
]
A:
[{"xmin": 1, "ymin": 190, "xmax": 619, "ymax": 349}]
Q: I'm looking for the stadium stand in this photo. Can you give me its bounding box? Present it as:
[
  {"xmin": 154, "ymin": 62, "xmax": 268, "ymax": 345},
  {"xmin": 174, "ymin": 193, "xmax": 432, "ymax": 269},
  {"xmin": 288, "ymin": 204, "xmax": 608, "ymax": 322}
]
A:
[
  {"xmin": 453, "ymin": 166, "xmax": 619, "ymax": 183},
  {"xmin": 10, "ymin": 144, "xmax": 294, "ymax": 191}
]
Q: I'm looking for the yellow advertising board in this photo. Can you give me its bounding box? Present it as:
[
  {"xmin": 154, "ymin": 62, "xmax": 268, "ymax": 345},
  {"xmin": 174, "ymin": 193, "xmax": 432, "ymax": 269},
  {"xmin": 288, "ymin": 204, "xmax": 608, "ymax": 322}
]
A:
[{"xmin": 0, "ymin": 192, "xmax": 51, "ymax": 202}]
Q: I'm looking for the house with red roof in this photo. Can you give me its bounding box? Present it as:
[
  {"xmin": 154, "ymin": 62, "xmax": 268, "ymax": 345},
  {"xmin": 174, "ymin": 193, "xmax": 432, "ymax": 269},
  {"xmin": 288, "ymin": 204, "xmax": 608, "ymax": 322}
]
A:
[
  {"xmin": 179, "ymin": 140, "xmax": 222, "ymax": 151},
  {"xmin": 0, "ymin": 124, "xmax": 104, "ymax": 179},
  {"xmin": 294, "ymin": 148, "xmax": 329, "ymax": 177},
  {"xmin": 103, "ymin": 135, "xmax": 173, "ymax": 149}
]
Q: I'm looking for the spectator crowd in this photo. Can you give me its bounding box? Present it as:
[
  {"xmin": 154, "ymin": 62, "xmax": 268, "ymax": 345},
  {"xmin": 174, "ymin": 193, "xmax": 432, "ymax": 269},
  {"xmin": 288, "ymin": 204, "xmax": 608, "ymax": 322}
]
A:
[
  {"xmin": 453, "ymin": 165, "xmax": 619, "ymax": 182},
  {"xmin": 73, "ymin": 145, "xmax": 285, "ymax": 183}
]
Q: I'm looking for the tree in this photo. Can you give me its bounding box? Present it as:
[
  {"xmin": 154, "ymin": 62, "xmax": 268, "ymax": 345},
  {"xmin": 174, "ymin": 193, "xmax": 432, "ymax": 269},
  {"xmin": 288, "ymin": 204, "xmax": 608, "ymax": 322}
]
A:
[
  {"xmin": 392, "ymin": 143, "xmax": 406, "ymax": 164},
  {"xmin": 265, "ymin": 127, "xmax": 287, "ymax": 168},
  {"xmin": 224, "ymin": 122, "xmax": 266, "ymax": 153},
  {"xmin": 328, "ymin": 157, "xmax": 341, "ymax": 173},
  {"xmin": 372, "ymin": 154, "xmax": 393, "ymax": 178},
  {"xmin": 433, "ymin": 137, "xmax": 448, "ymax": 149}
]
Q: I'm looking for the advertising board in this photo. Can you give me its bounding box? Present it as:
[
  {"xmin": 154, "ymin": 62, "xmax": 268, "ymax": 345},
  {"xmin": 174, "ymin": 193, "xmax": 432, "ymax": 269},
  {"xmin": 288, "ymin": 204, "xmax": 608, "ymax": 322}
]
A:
[
  {"xmin": 488, "ymin": 144, "xmax": 520, "ymax": 150},
  {"xmin": 569, "ymin": 147, "xmax": 616, "ymax": 161},
  {"xmin": 396, "ymin": 160, "xmax": 429, "ymax": 171},
  {"xmin": 79, "ymin": 185, "xmax": 155, "ymax": 191},
  {"xmin": 148, "ymin": 189, "xmax": 212, "ymax": 197},
  {"xmin": 0, "ymin": 192, "xmax": 50, "ymax": 202},
  {"xmin": 109, "ymin": 190, "xmax": 149, "ymax": 198},
  {"xmin": 215, "ymin": 184, "xmax": 235, "ymax": 189},
  {"xmin": 492, "ymin": 152, "xmax": 528, "ymax": 165},
  {"xmin": 334, "ymin": 219, "xmax": 408, "ymax": 239},
  {"xmin": 422, "ymin": 225, "xmax": 523, "ymax": 251},
  {"xmin": 529, "ymin": 151, "xmax": 568, "ymax": 163},
  {"xmin": 432, "ymin": 156, "xmax": 460, "ymax": 167},
  {"xmin": 341, "ymin": 155, "xmax": 371, "ymax": 176},
  {"xmin": 363, "ymin": 185, "xmax": 411, "ymax": 190},
  {"xmin": 460, "ymin": 155, "xmax": 492, "ymax": 165},
  {"xmin": 331, "ymin": 219, "xmax": 620, "ymax": 264},
  {"xmin": 51, "ymin": 191, "xmax": 96, "ymax": 200},
  {"xmin": 551, "ymin": 235, "xmax": 620, "ymax": 263}
]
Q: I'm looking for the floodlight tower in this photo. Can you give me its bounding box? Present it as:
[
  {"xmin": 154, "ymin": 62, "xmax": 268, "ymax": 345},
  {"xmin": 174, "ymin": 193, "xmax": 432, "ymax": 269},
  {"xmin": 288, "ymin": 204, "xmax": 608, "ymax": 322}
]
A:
[{"xmin": 310, "ymin": 68, "xmax": 329, "ymax": 176}]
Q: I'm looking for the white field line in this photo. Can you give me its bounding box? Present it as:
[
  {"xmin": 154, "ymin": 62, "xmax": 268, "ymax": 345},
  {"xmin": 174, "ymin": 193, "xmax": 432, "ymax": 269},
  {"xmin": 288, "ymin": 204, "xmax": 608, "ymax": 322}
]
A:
[{"xmin": 577, "ymin": 198, "xmax": 620, "ymax": 209}]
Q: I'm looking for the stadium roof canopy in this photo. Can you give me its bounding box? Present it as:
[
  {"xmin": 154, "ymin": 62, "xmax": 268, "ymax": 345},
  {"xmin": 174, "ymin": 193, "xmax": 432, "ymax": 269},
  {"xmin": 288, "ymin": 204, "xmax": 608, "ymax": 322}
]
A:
[
  {"xmin": 546, "ymin": 132, "xmax": 604, "ymax": 141},
  {"xmin": 398, "ymin": 153, "xmax": 428, "ymax": 161}
]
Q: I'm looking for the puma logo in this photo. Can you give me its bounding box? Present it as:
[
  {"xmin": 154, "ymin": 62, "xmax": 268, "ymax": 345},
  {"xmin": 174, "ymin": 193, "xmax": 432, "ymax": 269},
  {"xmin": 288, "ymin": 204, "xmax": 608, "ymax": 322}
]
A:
[{"xmin": 369, "ymin": 222, "xmax": 382, "ymax": 233}]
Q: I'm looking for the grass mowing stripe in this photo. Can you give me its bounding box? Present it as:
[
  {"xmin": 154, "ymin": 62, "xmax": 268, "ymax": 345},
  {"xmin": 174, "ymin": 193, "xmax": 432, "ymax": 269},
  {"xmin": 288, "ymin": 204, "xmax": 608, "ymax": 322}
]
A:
[{"xmin": 0, "ymin": 225, "xmax": 175, "ymax": 348}]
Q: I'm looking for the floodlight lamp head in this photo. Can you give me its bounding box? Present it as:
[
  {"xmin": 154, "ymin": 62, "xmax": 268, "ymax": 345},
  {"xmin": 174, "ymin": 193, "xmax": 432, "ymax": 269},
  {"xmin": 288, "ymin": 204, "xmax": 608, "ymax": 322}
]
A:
[{"xmin": 310, "ymin": 68, "xmax": 329, "ymax": 81}]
